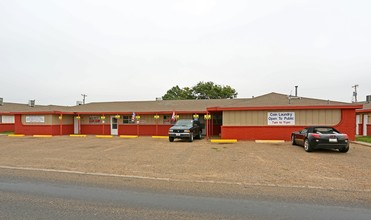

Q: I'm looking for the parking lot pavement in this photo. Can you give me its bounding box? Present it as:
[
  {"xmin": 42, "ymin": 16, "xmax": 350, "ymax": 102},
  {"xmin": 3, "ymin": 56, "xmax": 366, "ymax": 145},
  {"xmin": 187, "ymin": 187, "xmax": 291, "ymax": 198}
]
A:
[{"xmin": 0, "ymin": 135, "xmax": 370, "ymax": 193}]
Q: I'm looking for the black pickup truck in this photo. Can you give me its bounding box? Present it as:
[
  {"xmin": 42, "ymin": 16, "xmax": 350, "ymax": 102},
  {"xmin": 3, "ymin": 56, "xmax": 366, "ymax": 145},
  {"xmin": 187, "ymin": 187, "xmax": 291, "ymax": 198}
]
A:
[{"xmin": 168, "ymin": 119, "xmax": 202, "ymax": 142}]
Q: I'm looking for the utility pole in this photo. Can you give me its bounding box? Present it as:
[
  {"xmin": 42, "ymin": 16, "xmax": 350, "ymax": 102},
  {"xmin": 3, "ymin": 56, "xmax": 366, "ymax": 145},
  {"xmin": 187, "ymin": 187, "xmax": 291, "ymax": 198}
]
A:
[
  {"xmin": 81, "ymin": 94, "xmax": 87, "ymax": 104},
  {"xmin": 352, "ymin": 85, "xmax": 359, "ymax": 103}
]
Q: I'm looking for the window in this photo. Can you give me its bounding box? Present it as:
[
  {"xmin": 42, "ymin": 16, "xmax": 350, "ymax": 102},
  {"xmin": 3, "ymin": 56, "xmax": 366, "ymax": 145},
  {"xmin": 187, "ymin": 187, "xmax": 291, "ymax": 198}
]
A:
[
  {"xmin": 89, "ymin": 116, "xmax": 101, "ymax": 124},
  {"xmin": 2, "ymin": 115, "xmax": 15, "ymax": 123},
  {"xmin": 163, "ymin": 115, "xmax": 176, "ymax": 124},
  {"xmin": 123, "ymin": 115, "xmax": 134, "ymax": 124}
]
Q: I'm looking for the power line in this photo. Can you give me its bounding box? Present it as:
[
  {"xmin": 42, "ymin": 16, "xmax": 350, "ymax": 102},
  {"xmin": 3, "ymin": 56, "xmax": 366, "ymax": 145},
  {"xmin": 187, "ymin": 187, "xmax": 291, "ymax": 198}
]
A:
[
  {"xmin": 352, "ymin": 84, "xmax": 358, "ymax": 103},
  {"xmin": 81, "ymin": 94, "xmax": 87, "ymax": 104}
]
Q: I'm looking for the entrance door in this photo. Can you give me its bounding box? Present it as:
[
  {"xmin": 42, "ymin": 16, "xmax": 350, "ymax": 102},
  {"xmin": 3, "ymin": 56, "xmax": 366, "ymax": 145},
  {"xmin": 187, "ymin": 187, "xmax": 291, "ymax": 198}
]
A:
[
  {"xmin": 111, "ymin": 116, "xmax": 119, "ymax": 135},
  {"xmin": 74, "ymin": 117, "xmax": 79, "ymax": 134}
]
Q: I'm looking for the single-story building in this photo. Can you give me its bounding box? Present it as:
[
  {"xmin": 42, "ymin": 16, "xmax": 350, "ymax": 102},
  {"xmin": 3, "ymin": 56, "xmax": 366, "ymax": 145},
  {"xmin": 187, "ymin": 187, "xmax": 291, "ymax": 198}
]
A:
[
  {"xmin": 356, "ymin": 101, "xmax": 371, "ymax": 136},
  {"xmin": 0, "ymin": 93, "xmax": 363, "ymax": 140}
]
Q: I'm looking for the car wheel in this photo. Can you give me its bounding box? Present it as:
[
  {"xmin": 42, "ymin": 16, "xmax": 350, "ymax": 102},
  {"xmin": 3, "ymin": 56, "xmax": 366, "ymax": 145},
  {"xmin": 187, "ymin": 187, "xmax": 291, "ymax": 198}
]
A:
[
  {"xmin": 304, "ymin": 139, "xmax": 313, "ymax": 152},
  {"xmin": 339, "ymin": 145, "xmax": 349, "ymax": 153},
  {"xmin": 169, "ymin": 137, "xmax": 174, "ymax": 142},
  {"xmin": 189, "ymin": 134, "xmax": 194, "ymax": 142},
  {"xmin": 291, "ymin": 135, "xmax": 296, "ymax": 145}
]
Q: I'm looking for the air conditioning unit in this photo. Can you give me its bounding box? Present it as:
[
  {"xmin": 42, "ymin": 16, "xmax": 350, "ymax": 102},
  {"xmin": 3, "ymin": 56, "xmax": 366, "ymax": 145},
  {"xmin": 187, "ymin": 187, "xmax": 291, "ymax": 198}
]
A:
[
  {"xmin": 28, "ymin": 100, "xmax": 35, "ymax": 107},
  {"xmin": 0, "ymin": 97, "xmax": 3, "ymax": 106},
  {"xmin": 76, "ymin": 101, "xmax": 83, "ymax": 106},
  {"xmin": 367, "ymin": 95, "xmax": 371, "ymax": 103}
]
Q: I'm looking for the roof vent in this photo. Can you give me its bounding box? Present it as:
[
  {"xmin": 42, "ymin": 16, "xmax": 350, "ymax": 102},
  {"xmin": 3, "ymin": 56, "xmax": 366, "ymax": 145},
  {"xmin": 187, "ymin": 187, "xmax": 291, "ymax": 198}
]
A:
[
  {"xmin": 76, "ymin": 101, "xmax": 83, "ymax": 106},
  {"xmin": 28, "ymin": 100, "xmax": 35, "ymax": 107},
  {"xmin": 288, "ymin": 95, "xmax": 301, "ymax": 104},
  {"xmin": 0, "ymin": 97, "xmax": 3, "ymax": 106},
  {"xmin": 367, "ymin": 95, "xmax": 371, "ymax": 103},
  {"xmin": 155, "ymin": 97, "xmax": 163, "ymax": 101}
]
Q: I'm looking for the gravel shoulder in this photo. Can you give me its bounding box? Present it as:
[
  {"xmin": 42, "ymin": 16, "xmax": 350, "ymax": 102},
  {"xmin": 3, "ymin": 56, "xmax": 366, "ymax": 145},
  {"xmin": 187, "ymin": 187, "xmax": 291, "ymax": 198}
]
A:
[{"xmin": 0, "ymin": 136, "xmax": 370, "ymax": 206}]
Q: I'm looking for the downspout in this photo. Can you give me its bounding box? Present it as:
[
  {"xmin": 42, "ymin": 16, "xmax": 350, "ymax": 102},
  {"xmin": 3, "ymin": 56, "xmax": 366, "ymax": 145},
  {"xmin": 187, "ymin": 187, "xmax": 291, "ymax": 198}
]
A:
[{"xmin": 59, "ymin": 114, "xmax": 63, "ymax": 135}]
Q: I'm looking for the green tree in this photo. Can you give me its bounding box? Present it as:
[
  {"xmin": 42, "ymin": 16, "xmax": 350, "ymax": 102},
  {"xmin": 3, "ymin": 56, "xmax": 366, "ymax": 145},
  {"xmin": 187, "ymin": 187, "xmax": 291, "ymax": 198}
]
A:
[
  {"xmin": 162, "ymin": 86, "xmax": 195, "ymax": 100},
  {"xmin": 192, "ymin": 81, "xmax": 237, "ymax": 99},
  {"xmin": 162, "ymin": 82, "xmax": 238, "ymax": 100}
]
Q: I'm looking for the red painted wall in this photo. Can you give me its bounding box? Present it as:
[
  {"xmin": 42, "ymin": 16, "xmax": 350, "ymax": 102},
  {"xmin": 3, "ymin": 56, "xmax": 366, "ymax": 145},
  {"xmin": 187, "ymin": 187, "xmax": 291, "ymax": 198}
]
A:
[
  {"xmin": 368, "ymin": 125, "xmax": 371, "ymax": 136},
  {"xmin": 80, "ymin": 124, "xmax": 173, "ymax": 136},
  {"xmin": 52, "ymin": 125, "xmax": 74, "ymax": 135},
  {"xmin": 0, "ymin": 124, "xmax": 14, "ymax": 132},
  {"xmin": 358, "ymin": 124, "xmax": 363, "ymax": 135},
  {"xmin": 221, "ymin": 109, "xmax": 357, "ymax": 141},
  {"xmin": 14, "ymin": 115, "xmax": 74, "ymax": 135},
  {"xmin": 81, "ymin": 125, "xmax": 110, "ymax": 135}
]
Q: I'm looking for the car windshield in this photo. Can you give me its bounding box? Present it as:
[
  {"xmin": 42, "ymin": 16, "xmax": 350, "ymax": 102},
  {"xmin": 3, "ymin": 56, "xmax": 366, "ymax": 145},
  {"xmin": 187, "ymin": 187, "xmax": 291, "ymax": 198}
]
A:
[
  {"xmin": 314, "ymin": 127, "xmax": 338, "ymax": 134},
  {"xmin": 175, "ymin": 120, "xmax": 192, "ymax": 127}
]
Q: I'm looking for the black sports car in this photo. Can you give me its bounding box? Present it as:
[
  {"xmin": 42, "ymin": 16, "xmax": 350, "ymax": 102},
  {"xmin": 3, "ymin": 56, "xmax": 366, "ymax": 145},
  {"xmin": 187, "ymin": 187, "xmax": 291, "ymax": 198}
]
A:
[{"xmin": 291, "ymin": 126, "xmax": 349, "ymax": 153}]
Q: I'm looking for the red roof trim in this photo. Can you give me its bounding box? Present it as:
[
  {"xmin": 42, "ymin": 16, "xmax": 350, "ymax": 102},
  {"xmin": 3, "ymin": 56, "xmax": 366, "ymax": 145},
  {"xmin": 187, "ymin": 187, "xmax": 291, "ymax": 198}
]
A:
[
  {"xmin": 5, "ymin": 111, "xmax": 206, "ymax": 115},
  {"xmin": 207, "ymin": 105, "xmax": 363, "ymax": 111},
  {"xmin": 356, "ymin": 109, "xmax": 371, "ymax": 113},
  {"xmin": 7, "ymin": 111, "xmax": 75, "ymax": 115},
  {"xmin": 74, "ymin": 111, "xmax": 207, "ymax": 115}
]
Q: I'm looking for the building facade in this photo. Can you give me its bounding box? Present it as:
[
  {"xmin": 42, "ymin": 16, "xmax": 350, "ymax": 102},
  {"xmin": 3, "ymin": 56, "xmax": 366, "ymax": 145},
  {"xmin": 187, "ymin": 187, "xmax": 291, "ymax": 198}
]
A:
[
  {"xmin": 356, "ymin": 102, "xmax": 371, "ymax": 136},
  {"xmin": 0, "ymin": 93, "xmax": 363, "ymax": 140}
]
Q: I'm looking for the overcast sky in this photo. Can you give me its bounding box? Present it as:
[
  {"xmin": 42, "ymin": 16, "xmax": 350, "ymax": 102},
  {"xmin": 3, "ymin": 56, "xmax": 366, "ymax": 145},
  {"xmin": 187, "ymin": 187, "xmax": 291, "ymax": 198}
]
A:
[{"xmin": 1, "ymin": 0, "xmax": 370, "ymax": 105}]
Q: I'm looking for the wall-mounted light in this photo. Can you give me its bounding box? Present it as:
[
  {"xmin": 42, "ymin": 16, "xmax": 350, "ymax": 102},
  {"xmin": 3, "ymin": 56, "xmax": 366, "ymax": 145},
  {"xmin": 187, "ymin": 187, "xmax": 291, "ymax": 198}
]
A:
[
  {"xmin": 193, "ymin": 114, "xmax": 199, "ymax": 119},
  {"xmin": 204, "ymin": 114, "xmax": 211, "ymax": 120},
  {"xmin": 154, "ymin": 115, "xmax": 160, "ymax": 119},
  {"xmin": 115, "ymin": 114, "xmax": 121, "ymax": 119},
  {"xmin": 100, "ymin": 116, "xmax": 106, "ymax": 120},
  {"xmin": 76, "ymin": 116, "xmax": 81, "ymax": 120}
]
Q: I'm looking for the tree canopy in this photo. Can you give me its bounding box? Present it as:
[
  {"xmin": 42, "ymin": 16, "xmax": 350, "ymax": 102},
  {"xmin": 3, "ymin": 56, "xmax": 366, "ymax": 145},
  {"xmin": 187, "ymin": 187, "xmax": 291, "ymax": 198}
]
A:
[{"xmin": 162, "ymin": 81, "xmax": 238, "ymax": 100}]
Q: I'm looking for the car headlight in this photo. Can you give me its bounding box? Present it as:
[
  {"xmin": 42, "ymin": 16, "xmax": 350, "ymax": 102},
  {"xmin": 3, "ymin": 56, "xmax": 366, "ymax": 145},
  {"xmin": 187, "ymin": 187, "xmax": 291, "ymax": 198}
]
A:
[
  {"xmin": 184, "ymin": 130, "xmax": 190, "ymax": 132},
  {"xmin": 169, "ymin": 130, "xmax": 173, "ymax": 132}
]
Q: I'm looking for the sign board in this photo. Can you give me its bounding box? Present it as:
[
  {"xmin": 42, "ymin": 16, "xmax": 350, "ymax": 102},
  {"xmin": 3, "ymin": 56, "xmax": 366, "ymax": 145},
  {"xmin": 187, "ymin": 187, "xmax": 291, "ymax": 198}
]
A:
[
  {"xmin": 267, "ymin": 112, "xmax": 295, "ymax": 125},
  {"xmin": 26, "ymin": 116, "xmax": 45, "ymax": 123}
]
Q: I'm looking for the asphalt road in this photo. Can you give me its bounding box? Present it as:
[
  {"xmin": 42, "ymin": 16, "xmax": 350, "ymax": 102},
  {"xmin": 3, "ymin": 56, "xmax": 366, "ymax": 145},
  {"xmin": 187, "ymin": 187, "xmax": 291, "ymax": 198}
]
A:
[{"xmin": 1, "ymin": 173, "xmax": 371, "ymax": 220}]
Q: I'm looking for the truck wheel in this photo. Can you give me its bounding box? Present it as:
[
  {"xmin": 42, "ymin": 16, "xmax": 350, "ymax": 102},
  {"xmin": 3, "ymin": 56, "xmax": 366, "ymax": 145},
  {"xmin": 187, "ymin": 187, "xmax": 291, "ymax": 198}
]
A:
[
  {"xmin": 169, "ymin": 137, "xmax": 174, "ymax": 142},
  {"xmin": 188, "ymin": 134, "xmax": 194, "ymax": 142},
  {"xmin": 197, "ymin": 131, "xmax": 202, "ymax": 139}
]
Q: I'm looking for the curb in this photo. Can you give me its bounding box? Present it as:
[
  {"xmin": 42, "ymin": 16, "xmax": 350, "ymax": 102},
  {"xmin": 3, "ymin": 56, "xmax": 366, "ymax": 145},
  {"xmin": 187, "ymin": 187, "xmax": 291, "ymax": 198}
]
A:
[
  {"xmin": 152, "ymin": 136, "xmax": 168, "ymax": 139},
  {"xmin": 352, "ymin": 141, "xmax": 371, "ymax": 147},
  {"xmin": 255, "ymin": 140, "xmax": 285, "ymax": 144},
  {"xmin": 33, "ymin": 135, "xmax": 53, "ymax": 138},
  {"xmin": 120, "ymin": 135, "xmax": 138, "ymax": 139},
  {"xmin": 96, "ymin": 135, "xmax": 113, "ymax": 138},
  {"xmin": 210, "ymin": 139, "xmax": 237, "ymax": 143},
  {"xmin": 8, "ymin": 134, "xmax": 25, "ymax": 137},
  {"xmin": 70, "ymin": 134, "xmax": 87, "ymax": 137}
]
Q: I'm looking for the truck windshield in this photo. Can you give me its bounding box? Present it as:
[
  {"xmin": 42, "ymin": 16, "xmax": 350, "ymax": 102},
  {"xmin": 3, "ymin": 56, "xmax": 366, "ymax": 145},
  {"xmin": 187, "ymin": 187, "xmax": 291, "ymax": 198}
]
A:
[{"xmin": 175, "ymin": 120, "xmax": 192, "ymax": 127}]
